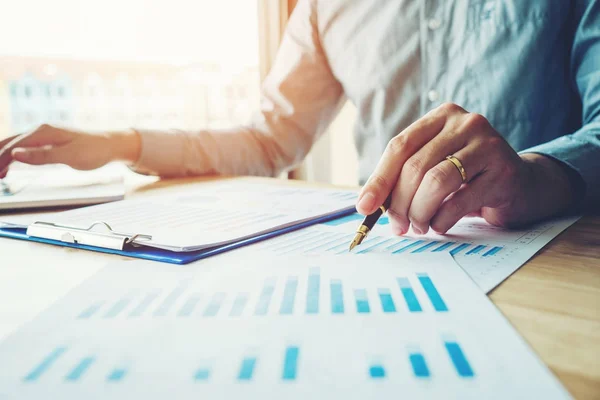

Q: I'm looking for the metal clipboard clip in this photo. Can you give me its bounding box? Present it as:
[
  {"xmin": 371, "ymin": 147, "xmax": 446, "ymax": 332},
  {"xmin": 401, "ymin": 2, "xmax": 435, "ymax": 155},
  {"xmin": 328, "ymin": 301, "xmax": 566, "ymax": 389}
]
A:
[{"xmin": 26, "ymin": 221, "xmax": 153, "ymax": 251}]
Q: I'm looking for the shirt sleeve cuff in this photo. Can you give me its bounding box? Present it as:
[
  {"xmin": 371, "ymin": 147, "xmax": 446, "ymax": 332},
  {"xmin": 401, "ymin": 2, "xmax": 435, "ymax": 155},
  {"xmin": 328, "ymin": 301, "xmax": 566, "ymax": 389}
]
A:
[
  {"xmin": 128, "ymin": 129, "xmax": 185, "ymax": 177},
  {"xmin": 519, "ymin": 135, "xmax": 598, "ymax": 211}
]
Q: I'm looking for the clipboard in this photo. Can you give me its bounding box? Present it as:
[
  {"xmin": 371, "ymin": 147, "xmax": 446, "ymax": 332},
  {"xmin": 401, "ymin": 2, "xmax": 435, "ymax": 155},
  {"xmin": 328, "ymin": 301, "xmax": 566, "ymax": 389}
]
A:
[{"xmin": 0, "ymin": 208, "xmax": 355, "ymax": 265}]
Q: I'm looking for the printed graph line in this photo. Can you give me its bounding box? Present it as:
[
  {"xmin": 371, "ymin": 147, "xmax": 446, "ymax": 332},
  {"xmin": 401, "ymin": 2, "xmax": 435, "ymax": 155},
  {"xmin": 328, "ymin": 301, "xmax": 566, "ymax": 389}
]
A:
[
  {"xmin": 282, "ymin": 346, "xmax": 299, "ymax": 381},
  {"xmin": 65, "ymin": 357, "xmax": 95, "ymax": 381},
  {"xmin": 24, "ymin": 347, "xmax": 67, "ymax": 382},
  {"xmin": 230, "ymin": 293, "xmax": 249, "ymax": 317},
  {"xmin": 129, "ymin": 290, "xmax": 161, "ymax": 317},
  {"xmin": 280, "ymin": 277, "xmax": 298, "ymax": 315},
  {"xmin": 445, "ymin": 341, "xmax": 474, "ymax": 377},
  {"xmin": 306, "ymin": 268, "xmax": 320, "ymax": 314},
  {"xmin": 255, "ymin": 278, "xmax": 276, "ymax": 316},
  {"xmin": 107, "ymin": 368, "xmax": 127, "ymax": 382},
  {"xmin": 330, "ymin": 279, "xmax": 344, "ymax": 314},
  {"xmin": 238, "ymin": 357, "xmax": 257, "ymax": 381},
  {"xmin": 418, "ymin": 273, "xmax": 448, "ymax": 312}
]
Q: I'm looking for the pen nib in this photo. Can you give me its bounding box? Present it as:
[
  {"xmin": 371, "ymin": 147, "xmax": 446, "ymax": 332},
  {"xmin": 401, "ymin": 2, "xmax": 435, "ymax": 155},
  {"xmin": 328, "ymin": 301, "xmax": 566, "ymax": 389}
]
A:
[{"xmin": 348, "ymin": 232, "xmax": 366, "ymax": 252}]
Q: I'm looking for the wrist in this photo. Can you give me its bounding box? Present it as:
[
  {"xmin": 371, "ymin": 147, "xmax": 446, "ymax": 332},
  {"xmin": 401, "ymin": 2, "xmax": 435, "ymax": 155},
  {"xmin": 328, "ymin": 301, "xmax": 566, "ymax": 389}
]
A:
[
  {"xmin": 105, "ymin": 129, "xmax": 141, "ymax": 164},
  {"xmin": 519, "ymin": 153, "xmax": 575, "ymax": 216}
]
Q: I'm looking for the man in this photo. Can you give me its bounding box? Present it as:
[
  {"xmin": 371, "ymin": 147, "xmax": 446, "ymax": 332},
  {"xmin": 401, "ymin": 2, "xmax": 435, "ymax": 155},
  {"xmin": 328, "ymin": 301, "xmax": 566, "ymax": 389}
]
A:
[{"xmin": 0, "ymin": 0, "xmax": 598, "ymax": 235}]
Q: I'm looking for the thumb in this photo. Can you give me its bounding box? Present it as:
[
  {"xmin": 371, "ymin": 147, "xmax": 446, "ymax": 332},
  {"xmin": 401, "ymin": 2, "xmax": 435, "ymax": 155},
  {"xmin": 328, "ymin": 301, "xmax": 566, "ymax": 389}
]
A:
[{"xmin": 12, "ymin": 146, "xmax": 67, "ymax": 166}]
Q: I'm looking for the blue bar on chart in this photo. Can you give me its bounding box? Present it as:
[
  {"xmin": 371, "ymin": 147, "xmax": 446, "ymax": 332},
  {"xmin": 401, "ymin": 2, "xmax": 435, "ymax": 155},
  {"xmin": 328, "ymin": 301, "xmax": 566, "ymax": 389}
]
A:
[
  {"xmin": 104, "ymin": 297, "xmax": 132, "ymax": 318},
  {"xmin": 354, "ymin": 289, "xmax": 371, "ymax": 313},
  {"xmin": 278, "ymin": 233, "xmax": 331, "ymax": 255},
  {"xmin": 65, "ymin": 357, "xmax": 95, "ymax": 382},
  {"xmin": 322, "ymin": 213, "xmax": 363, "ymax": 226},
  {"xmin": 154, "ymin": 285, "xmax": 187, "ymax": 317},
  {"xmin": 409, "ymin": 352, "xmax": 430, "ymax": 378},
  {"xmin": 305, "ymin": 233, "xmax": 352, "ymax": 253},
  {"xmin": 330, "ymin": 279, "xmax": 345, "ymax": 314},
  {"xmin": 129, "ymin": 290, "xmax": 161, "ymax": 317},
  {"xmin": 194, "ymin": 368, "xmax": 211, "ymax": 381},
  {"xmin": 24, "ymin": 346, "xmax": 67, "ymax": 381},
  {"xmin": 483, "ymin": 246, "xmax": 502, "ymax": 257},
  {"xmin": 445, "ymin": 341, "xmax": 474, "ymax": 377},
  {"xmin": 369, "ymin": 365, "xmax": 386, "ymax": 379},
  {"xmin": 275, "ymin": 232, "xmax": 324, "ymax": 254},
  {"xmin": 282, "ymin": 346, "xmax": 300, "ymax": 381},
  {"xmin": 77, "ymin": 302, "xmax": 104, "ymax": 319},
  {"xmin": 411, "ymin": 241, "xmax": 439, "ymax": 253},
  {"xmin": 378, "ymin": 288, "xmax": 396, "ymax": 313},
  {"xmin": 355, "ymin": 238, "xmax": 395, "ymax": 254},
  {"xmin": 255, "ymin": 277, "xmax": 276, "ymax": 316},
  {"xmin": 377, "ymin": 216, "xmax": 390, "ymax": 225},
  {"xmin": 280, "ymin": 276, "xmax": 298, "ymax": 315},
  {"xmin": 261, "ymin": 230, "xmax": 312, "ymax": 250},
  {"xmin": 306, "ymin": 267, "xmax": 320, "ymax": 314},
  {"xmin": 107, "ymin": 368, "xmax": 127, "ymax": 382},
  {"xmin": 177, "ymin": 294, "xmax": 202, "ymax": 317},
  {"xmin": 230, "ymin": 293, "xmax": 249, "ymax": 317},
  {"xmin": 450, "ymin": 243, "xmax": 470, "ymax": 255},
  {"xmin": 384, "ymin": 239, "xmax": 411, "ymax": 252},
  {"xmin": 392, "ymin": 240, "xmax": 426, "ymax": 254},
  {"xmin": 466, "ymin": 245, "xmax": 486, "ymax": 255},
  {"xmin": 396, "ymin": 278, "xmax": 423, "ymax": 312},
  {"xmin": 203, "ymin": 292, "xmax": 226, "ymax": 317},
  {"xmin": 417, "ymin": 273, "xmax": 448, "ymax": 312},
  {"xmin": 346, "ymin": 236, "xmax": 384, "ymax": 254},
  {"xmin": 238, "ymin": 357, "xmax": 257, "ymax": 381},
  {"xmin": 432, "ymin": 241, "xmax": 455, "ymax": 252}
]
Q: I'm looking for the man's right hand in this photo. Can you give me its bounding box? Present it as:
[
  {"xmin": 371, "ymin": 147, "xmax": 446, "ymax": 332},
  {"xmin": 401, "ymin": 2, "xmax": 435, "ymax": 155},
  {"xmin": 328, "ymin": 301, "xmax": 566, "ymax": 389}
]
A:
[{"xmin": 0, "ymin": 125, "xmax": 141, "ymax": 178}]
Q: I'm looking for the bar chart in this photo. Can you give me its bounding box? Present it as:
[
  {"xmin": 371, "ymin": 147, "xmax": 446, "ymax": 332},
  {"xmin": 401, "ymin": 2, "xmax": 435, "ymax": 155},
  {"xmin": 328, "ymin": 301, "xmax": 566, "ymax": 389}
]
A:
[
  {"xmin": 74, "ymin": 269, "xmax": 448, "ymax": 320},
  {"xmin": 0, "ymin": 255, "xmax": 571, "ymax": 399},
  {"xmin": 255, "ymin": 225, "xmax": 505, "ymax": 259},
  {"xmin": 21, "ymin": 339, "xmax": 474, "ymax": 384}
]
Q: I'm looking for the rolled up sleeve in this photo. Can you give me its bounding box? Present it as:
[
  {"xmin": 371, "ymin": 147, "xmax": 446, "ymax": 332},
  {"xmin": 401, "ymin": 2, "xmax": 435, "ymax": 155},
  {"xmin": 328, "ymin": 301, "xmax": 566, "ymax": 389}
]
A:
[{"xmin": 131, "ymin": 0, "xmax": 344, "ymax": 178}]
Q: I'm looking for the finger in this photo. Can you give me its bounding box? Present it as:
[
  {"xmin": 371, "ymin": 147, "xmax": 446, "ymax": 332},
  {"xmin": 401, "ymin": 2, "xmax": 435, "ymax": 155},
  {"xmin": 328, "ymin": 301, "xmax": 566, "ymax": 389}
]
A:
[
  {"xmin": 387, "ymin": 128, "xmax": 465, "ymax": 234},
  {"xmin": 0, "ymin": 134, "xmax": 20, "ymax": 149},
  {"xmin": 0, "ymin": 126, "xmax": 72, "ymax": 171},
  {"xmin": 357, "ymin": 108, "xmax": 448, "ymax": 215},
  {"xmin": 387, "ymin": 110, "xmax": 484, "ymax": 234},
  {"xmin": 407, "ymin": 143, "xmax": 489, "ymax": 234},
  {"xmin": 0, "ymin": 167, "xmax": 7, "ymax": 179},
  {"xmin": 430, "ymin": 174, "xmax": 495, "ymax": 234},
  {"xmin": 12, "ymin": 146, "xmax": 67, "ymax": 166}
]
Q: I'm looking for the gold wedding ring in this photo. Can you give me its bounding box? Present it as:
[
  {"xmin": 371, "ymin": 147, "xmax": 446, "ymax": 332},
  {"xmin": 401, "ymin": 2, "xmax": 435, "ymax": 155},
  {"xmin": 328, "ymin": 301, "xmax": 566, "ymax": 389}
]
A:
[{"xmin": 446, "ymin": 155, "xmax": 468, "ymax": 183}]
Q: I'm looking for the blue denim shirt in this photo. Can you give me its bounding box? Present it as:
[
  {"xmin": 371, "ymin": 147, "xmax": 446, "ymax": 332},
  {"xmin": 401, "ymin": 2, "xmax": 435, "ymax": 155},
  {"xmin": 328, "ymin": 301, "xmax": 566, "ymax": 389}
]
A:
[{"xmin": 135, "ymin": 0, "xmax": 599, "ymax": 210}]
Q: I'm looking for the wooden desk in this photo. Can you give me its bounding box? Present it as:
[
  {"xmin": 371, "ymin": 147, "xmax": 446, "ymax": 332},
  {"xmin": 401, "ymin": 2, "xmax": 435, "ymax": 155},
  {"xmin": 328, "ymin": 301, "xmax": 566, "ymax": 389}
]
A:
[{"xmin": 1, "ymin": 175, "xmax": 598, "ymax": 399}]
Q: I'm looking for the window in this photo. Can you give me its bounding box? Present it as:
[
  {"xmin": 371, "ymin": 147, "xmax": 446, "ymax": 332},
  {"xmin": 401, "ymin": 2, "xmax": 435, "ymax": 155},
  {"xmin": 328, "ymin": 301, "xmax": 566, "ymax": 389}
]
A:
[{"xmin": 0, "ymin": 0, "xmax": 260, "ymax": 135}]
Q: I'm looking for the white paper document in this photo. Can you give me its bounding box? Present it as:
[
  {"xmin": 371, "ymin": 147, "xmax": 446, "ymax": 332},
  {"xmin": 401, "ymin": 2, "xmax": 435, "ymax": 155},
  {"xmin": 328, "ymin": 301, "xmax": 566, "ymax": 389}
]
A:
[
  {"xmin": 0, "ymin": 253, "xmax": 570, "ymax": 399},
  {"xmin": 242, "ymin": 213, "xmax": 580, "ymax": 292},
  {"xmin": 2, "ymin": 181, "xmax": 358, "ymax": 251},
  {"xmin": 0, "ymin": 163, "xmax": 125, "ymax": 211}
]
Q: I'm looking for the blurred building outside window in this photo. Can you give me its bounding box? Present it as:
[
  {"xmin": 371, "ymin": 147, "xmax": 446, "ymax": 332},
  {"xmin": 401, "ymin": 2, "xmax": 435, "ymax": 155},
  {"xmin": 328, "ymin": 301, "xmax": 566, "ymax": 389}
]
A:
[{"xmin": 0, "ymin": 0, "xmax": 261, "ymax": 137}]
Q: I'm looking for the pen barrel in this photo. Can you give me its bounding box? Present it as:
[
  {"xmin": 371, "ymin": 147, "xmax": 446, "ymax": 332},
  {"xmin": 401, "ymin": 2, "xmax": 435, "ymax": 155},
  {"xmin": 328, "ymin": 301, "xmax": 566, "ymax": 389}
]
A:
[{"xmin": 363, "ymin": 207, "xmax": 385, "ymax": 229}]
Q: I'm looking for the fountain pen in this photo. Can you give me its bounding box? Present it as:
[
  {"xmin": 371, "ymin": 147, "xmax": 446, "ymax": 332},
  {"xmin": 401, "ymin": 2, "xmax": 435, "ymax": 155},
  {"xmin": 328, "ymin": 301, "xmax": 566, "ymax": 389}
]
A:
[{"xmin": 348, "ymin": 193, "xmax": 393, "ymax": 251}]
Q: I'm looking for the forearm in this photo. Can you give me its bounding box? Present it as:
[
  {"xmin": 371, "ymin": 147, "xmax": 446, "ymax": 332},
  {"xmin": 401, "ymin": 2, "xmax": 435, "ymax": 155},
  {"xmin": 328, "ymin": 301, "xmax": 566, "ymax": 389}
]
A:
[
  {"xmin": 123, "ymin": 120, "xmax": 313, "ymax": 179},
  {"xmin": 107, "ymin": 130, "xmax": 141, "ymax": 164}
]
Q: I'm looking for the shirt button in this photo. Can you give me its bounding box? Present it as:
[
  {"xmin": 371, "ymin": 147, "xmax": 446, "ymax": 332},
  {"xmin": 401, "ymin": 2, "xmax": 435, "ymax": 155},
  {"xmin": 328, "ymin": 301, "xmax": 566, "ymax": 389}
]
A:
[
  {"xmin": 428, "ymin": 18, "xmax": 442, "ymax": 30},
  {"xmin": 428, "ymin": 90, "xmax": 439, "ymax": 102}
]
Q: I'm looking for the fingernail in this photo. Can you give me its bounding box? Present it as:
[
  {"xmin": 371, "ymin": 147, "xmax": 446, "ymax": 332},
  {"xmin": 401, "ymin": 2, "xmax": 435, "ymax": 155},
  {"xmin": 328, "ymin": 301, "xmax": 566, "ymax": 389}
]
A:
[
  {"xmin": 11, "ymin": 149, "xmax": 26, "ymax": 160},
  {"xmin": 413, "ymin": 226, "xmax": 423, "ymax": 235},
  {"xmin": 357, "ymin": 192, "xmax": 375, "ymax": 213}
]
